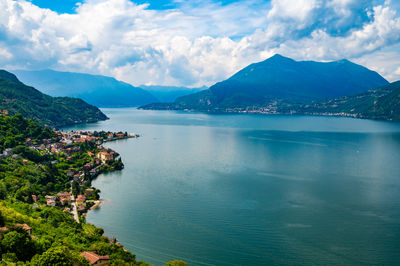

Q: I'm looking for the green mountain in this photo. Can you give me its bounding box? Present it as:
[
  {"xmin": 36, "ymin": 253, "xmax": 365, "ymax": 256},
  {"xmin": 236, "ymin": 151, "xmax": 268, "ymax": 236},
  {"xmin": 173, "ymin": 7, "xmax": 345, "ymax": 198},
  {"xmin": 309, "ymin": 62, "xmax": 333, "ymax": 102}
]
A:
[
  {"xmin": 298, "ymin": 81, "xmax": 400, "ymax": 121},
  {"xmin": 141, "ymin": 55, "xmax": 388, "ymax": 111},
  {"xmin": 0, "ymin": 70, "xmax": 107, "ymax": 128},
  {"xmin": 13, "ymin": 69, "xmax": 158, "ymax": 107}
]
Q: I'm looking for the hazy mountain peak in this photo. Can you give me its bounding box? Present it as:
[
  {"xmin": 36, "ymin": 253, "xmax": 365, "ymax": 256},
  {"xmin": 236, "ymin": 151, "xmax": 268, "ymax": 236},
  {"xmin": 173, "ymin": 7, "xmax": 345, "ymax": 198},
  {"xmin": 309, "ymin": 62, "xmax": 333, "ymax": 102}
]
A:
[{"xmin": 11, "ymin": 69, "xmax": 158, "ymax": 108}]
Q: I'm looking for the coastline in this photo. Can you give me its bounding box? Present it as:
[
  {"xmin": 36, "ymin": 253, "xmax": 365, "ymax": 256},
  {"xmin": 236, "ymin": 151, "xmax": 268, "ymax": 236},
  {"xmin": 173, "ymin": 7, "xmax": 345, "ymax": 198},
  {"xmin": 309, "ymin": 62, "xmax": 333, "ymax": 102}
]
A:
[{"xmin": 83, "ymin": 199, "xmax": 104, "ymax": 216}]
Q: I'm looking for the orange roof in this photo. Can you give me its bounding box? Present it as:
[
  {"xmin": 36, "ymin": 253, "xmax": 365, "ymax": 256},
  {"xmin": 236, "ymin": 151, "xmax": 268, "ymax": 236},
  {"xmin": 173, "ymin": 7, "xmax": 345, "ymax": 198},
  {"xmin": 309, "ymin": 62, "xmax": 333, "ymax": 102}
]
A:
[
  {"xmin": 16, "ymin": 223, "xmax": 32, "ymax": 231},
  {"xmin": 76, "ymin": 195, "xmax": 86, "ymax": 202},
  {"xmin": 80, "ymin": 251, "xmax": 110, "ymax": 264}
]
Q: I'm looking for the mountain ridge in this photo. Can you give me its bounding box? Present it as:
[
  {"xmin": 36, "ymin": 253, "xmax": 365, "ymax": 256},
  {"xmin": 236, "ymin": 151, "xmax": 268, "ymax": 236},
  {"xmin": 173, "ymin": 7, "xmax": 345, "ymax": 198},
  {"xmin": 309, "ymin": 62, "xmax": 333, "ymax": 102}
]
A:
[
  {"xmin": 139, "ymin": 85, "xmax": 204, "ymax": 102},
  {"xmin": 141, "ymin": 54, "xmax": 389, "ymax": 112},
  {"xmin": 12, "ymin": 69, "xmax": 158, "ymax": 108},
  {"xmin": 0, "ymin": 70, "xmax": 108, "ymax": 128}
]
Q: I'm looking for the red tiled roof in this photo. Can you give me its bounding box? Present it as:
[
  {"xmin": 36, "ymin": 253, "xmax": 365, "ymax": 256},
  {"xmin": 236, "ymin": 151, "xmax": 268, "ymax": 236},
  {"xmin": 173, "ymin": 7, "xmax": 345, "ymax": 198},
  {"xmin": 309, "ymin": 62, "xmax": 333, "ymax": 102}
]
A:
[
  {"xmin": 80, "ymin": 251, "xmax": 110, "ymax": 264},
  {"xmin": 16, "ymin": 223, "xmax": 32, "ymax": 230},
  {"xmin": 76, "ymin": 195, "xmax": 86, "ymax": 202}
]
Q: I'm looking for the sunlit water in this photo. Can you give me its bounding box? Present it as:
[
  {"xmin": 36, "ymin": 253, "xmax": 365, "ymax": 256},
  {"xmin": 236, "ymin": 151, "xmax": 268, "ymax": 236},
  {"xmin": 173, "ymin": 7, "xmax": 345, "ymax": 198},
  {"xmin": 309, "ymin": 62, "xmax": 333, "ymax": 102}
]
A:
[{"xmin": 64, "ymin": 109, "xmax": 400, "ymax": 266}]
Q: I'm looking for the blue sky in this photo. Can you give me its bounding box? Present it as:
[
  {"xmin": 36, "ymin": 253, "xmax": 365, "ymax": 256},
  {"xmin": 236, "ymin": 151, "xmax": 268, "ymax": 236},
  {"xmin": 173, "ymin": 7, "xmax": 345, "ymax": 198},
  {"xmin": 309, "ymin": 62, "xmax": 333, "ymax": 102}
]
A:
[
  {"xmin": 29, "ymin": 0, "xmax": 243, "ymax": 12},
  {"xmin": 29, "ymin": 0, "xmax": 181, "ymax": 12},
  {"xmin": 1, "ymin": 0, "xmax": 400, "ymax": 87}
]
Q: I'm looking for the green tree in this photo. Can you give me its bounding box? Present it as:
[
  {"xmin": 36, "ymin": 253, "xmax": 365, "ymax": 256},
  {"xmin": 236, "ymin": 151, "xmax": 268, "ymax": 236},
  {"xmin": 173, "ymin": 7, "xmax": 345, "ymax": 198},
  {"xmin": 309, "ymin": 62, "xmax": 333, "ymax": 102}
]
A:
[
  {"xmin": 30, "ymin": 246, "xmax": 89, "ymax": 266},
  {"xmin": 166, "ymin": 260, "xmax": 188, "ymax": 266},
  {"xmin": 0, "ymin": 211, "xmax": 4, "ymax": 227},
  {"xmin": 1, "ymin": 231, "xmax": 36, "ymax": 261}
]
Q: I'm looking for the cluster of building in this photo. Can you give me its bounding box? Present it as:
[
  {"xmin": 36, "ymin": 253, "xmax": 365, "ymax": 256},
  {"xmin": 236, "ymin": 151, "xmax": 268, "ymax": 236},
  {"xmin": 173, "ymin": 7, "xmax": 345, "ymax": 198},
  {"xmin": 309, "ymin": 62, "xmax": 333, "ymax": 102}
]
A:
[
  {"xmin": 302, "ymin": 111, "xmax": 358, "ymax": 118},
  {"xmin": 44, "ymin": 190, "xmax": 91, "ymax": 206},
  {"xmin": 43, "ymin": 194, "xmax": 70, "ymax": 208}
]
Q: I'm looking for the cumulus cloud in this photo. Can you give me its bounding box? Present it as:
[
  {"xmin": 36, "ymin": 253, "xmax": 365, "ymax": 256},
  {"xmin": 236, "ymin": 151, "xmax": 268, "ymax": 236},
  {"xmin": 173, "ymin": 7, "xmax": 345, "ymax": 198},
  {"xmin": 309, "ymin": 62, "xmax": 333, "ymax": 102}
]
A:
[{"xmin": 0, "ymin": 0, "xmax": 399, "ymax": 87}]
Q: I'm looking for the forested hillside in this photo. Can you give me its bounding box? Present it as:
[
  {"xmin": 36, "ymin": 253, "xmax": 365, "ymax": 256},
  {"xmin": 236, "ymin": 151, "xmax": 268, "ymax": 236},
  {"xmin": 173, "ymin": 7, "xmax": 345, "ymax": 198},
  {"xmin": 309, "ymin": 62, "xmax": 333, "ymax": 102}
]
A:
[{"xmin": 0, "ymin": 70, "xmax": 107, "ymax": 128}]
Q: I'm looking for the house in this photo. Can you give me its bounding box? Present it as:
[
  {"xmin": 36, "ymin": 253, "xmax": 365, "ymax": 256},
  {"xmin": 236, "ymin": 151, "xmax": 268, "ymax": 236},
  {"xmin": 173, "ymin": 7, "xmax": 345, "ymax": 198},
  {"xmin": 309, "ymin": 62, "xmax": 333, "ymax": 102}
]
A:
[
  {"xmin": 31, "ymin": 195, "xmax": 37, "ymax": 202},
  {"xmin": 89, "ymin": 169, "xmax": 97, "ymax": 177},
  {"xmin": 16, "ymin": 223, "xmax": 32, "ymax": 235},
  {"xmin": 62, "ymin": 139, "xmax": 73, "ymax": 146},
  {"xmin": 73, "ymin": 174, "xmax": 81, "ymax": 181},
  {"xmin": 80, "ymin": 251, "xmax": 110, "ymax": 266},
  {"xmin": 116, "ymin": 132, "xmax": 125, "ymax": 137},
  {"xmin": 84, "ymin": 163, "xmax": 94, "ymax": 172},
  {"xmin": 45, "ymin": 195, "xmax": 56, "ymax": 207},
  {"xmin": 57, "ymin": 192, "xmax": 71, "ymax": 205},
  {"xmin": 76, "ymin": 194, "xmax": 86, "ymax": 204},
  {"xmin": 96, "ymin": 152, "xmax": 113, "ymax": 163}
]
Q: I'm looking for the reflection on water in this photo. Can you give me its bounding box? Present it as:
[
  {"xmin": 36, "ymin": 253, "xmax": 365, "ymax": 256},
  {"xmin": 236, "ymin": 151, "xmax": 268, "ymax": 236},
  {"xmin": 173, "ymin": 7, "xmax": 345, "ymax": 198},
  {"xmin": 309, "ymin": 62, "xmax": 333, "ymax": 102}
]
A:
[{"xmin": 64, "ymin": 109, "xmax": 400, "ymax": 266}]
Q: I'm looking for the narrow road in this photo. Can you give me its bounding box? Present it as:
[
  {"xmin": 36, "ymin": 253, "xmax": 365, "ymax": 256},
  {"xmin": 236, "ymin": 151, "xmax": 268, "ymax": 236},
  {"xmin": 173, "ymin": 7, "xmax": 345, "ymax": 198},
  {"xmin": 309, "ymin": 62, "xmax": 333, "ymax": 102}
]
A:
[{"xmin": 70, "ymin": 184, "xmax": 80, "ymax": 223}]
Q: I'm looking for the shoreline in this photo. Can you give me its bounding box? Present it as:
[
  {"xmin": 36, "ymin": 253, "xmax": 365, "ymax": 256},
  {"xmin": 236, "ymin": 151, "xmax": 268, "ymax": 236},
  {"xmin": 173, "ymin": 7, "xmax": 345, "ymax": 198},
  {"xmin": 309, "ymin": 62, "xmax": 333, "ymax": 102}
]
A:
[{"xmin": 83, "ymin": 199, "xmax": 104, "ymax": 216}]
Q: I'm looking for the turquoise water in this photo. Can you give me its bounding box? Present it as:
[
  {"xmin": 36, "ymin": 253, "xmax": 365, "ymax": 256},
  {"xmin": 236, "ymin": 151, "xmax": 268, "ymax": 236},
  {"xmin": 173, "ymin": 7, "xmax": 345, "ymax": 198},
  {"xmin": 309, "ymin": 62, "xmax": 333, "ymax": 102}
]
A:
[{"xmin": 65, "ymin": 109, "xmax": 400, "ymax": 265}]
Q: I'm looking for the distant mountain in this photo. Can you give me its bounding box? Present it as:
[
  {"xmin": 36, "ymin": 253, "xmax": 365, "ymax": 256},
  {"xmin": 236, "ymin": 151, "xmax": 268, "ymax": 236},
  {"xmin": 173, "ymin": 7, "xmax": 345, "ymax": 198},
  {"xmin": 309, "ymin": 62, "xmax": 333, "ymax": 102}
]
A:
[
  {"xmin": 12, "ymin": 69, "xmax": 158, "ymax": 107},
  {"xmin": 139, "ymin": 85, "xmax": 204, "ymax": 102},
  {"xmin": 298, "ymin": 81, "xmax": 400, "ymax": 121},
  {"xmin": 141, "ymin": 54, "xmax": 388, "ymax": 111},
  {"xmin": 0, "ymin": 70, "xmax": 107, "ymax": 128}
]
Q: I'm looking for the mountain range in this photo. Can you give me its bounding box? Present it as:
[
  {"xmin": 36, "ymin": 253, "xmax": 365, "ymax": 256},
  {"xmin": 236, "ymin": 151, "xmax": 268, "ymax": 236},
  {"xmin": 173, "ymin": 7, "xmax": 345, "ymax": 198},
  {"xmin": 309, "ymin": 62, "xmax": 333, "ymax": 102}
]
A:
[
  {"xmin": 0, "ymin": 70, "xmax": 107, "ymax": 128},
  {"xmin": 139, "ymin": 85, "xmax": 204, "ymax": 103},
  {"xmin": 141, "ymin": 54, "xmax": 388, "ymax": 112},
  {"xmin": 12, "ymin": 69, "xmax": 158, "ymax": 108}
]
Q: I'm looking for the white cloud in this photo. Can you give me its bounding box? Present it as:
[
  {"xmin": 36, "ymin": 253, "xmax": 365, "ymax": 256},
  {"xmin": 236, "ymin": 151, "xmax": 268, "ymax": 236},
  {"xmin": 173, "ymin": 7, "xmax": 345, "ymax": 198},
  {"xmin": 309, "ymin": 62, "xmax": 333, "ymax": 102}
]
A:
[{"xmin": 0, "ymin": 0, "xmax": 399, "ymax": 87}]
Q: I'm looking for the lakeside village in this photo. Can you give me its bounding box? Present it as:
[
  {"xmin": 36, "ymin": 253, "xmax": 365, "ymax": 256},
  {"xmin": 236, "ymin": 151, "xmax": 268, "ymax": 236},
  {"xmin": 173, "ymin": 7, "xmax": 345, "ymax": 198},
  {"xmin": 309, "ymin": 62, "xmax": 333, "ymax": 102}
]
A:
[
  {"xmin": 0, "ymin": 129, "xmax": 137, "ymax": 223},
  {"xmin": 0, "ymin": 114, "xmax": 176, "ymax": 265}
]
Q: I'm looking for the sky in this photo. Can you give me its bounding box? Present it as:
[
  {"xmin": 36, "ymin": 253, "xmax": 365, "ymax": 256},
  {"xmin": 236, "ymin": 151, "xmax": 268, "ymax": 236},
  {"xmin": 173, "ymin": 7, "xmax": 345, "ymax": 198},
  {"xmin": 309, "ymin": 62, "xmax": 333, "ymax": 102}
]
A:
[{"xmin": 0, "ymin": 0, "xmax": 400, "ymax": 87}]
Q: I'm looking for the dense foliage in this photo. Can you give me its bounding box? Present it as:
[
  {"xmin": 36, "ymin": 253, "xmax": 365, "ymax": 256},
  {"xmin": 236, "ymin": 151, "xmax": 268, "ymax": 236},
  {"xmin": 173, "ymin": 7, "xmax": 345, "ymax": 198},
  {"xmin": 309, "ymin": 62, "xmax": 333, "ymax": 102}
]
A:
[
  {"xmin": 0, "ymin": 201, "xmax": 144, "ymax": 265},
  {"xmin": 0, "ymin": 70, "xmax": 107, "ymax": 128},
  {"xmin": 0, "ymin": 113, "xmax": 54, "ymax": 152}
]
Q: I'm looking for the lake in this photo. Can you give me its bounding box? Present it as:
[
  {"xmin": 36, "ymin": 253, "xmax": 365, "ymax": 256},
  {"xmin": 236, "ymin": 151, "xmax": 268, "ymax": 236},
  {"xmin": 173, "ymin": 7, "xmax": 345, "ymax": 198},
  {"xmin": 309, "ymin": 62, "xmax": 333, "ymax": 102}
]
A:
[{"xmin": 64, "ymin": 108, "xmax": 400, "ymax": 265}]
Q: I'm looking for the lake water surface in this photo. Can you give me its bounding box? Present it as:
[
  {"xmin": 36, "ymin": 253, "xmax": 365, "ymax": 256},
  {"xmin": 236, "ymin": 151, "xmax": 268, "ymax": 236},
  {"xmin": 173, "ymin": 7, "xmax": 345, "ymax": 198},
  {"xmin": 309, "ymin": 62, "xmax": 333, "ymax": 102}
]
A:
[{"xmin": 65, "ymin": 109, "xmax": 400, "ymax": 265}]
